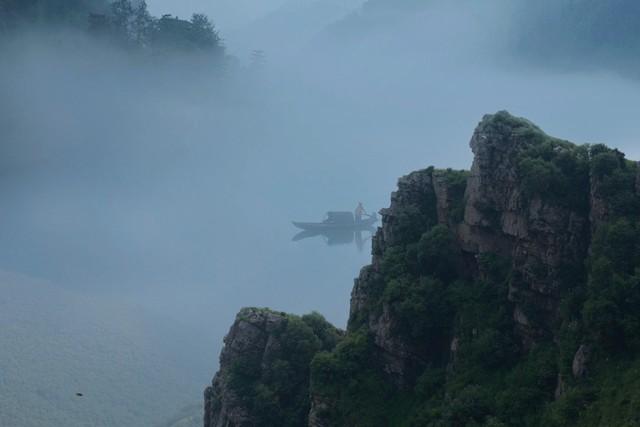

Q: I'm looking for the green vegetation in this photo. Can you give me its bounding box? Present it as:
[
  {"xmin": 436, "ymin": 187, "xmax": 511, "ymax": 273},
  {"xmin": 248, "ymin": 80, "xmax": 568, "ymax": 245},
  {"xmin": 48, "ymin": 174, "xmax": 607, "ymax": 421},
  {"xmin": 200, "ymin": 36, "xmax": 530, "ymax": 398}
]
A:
[
  {"xmin": 391, "ymin": 169, "xmax": 439, "ymax": 246},
  {"xmin": 583, "ymin": 151, "xmax": 640, "ymax": 353},
  {"xmin": 0, "ymin": 0, "xmax": 224, "ymax": 58},
  {"xmin": 227, "ymin": 310, "xmax": 341, "ymax": 427},
  {"xmin": 311, "ymin": 331, "xmax": 393, "ymax": 426},
  {"xmin": 92, "ymin": 2, "xmax": 223, "ymax": 55},
  {"xmin": 513, "ymin": 127, "xmax": 591, "ymax": 212},
  {"xmin": 590, "ymin": 146, "xmax": 640, "ymax": 218}
]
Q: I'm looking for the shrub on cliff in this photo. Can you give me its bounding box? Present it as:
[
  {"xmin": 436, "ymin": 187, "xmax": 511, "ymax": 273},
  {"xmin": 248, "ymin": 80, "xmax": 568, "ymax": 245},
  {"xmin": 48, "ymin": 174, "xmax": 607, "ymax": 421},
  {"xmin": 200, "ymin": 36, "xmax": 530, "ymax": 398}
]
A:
[
  {"xmin": 590, "ymin": 147, "xmax": 639, "ymax": 218},
  {"xmin": 384, "ymin": 277, "xmax": 452, "ymax": 348},
  {"xmin": 517, "ymin": 138, "xmax": 590, "ymax": 210},
  {"xmin": 416, "ymin": 225, "xmax": 458, "ymax": 282},
  {"xmin": 310, "ymin": 331, "xmax": 391, "ymax": 426}
]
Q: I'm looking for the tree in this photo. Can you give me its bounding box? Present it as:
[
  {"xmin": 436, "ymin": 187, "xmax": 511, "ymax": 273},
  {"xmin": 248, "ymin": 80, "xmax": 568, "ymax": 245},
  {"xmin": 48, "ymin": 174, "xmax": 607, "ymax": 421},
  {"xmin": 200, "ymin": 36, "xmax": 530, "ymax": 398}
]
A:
[
  {"xmin": 132, "ymin": 1, "xmax": 153, "ymax": 48},
  {"xmin": 190, "ymin": 13, "xmax": 222, "ymax": 53},
  {"xmin": 109, "ymin": 0, "xmax": 134, "ymax": 45}
]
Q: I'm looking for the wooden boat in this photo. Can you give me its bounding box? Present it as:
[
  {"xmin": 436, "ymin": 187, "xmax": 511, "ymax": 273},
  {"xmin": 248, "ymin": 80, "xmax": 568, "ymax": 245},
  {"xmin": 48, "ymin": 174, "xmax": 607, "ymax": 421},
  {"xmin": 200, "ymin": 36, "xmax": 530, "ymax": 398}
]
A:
[{"xmin": 292, "ymin": 211, "xmax": 378, "ymax": 231}]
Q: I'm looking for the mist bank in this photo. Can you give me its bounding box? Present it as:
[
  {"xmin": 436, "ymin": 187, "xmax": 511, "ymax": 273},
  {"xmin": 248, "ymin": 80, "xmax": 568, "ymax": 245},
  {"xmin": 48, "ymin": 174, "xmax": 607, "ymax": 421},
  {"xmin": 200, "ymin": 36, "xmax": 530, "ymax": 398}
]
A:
[{"xmin": 236, "ymin": 0, "xmax": 640, "ymax": 77}]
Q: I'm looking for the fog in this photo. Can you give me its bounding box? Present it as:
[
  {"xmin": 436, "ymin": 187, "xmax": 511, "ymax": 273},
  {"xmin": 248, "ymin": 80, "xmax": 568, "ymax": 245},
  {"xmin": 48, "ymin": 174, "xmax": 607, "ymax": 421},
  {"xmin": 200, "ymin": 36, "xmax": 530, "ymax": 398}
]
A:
[
  {"xmin": 2, "ymin": 0, "xmax": 640, "ymax": 425},
  {"xmin": 148, "ymin": 0, "xmax": 291, "ymax": 33}
]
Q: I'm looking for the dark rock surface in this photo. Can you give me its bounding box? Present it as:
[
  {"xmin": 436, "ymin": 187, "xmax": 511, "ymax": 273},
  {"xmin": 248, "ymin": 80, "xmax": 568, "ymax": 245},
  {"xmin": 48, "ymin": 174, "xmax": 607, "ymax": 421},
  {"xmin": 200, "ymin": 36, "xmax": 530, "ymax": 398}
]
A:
[
  {"xmin": 204, "ymin": 308, "xmax": 289, "ymax": 427},
  {"xmin": 572, "ymin": 344, "xmax": 592, "ymax": 379}
]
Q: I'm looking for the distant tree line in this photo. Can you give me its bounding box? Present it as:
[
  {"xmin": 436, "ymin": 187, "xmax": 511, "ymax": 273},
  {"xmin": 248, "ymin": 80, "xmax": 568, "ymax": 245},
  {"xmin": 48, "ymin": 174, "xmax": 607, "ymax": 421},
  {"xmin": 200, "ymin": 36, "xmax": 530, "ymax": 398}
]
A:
[
  {"xmin": 0, "ymin": 0, "xmax": 108, "ymax": 27},
  {"xmin": 89, "ymin": 1, "xmax": 223, "ymax": 56},
  {"xmin": 0, "ymin": 0, "xmax": 224, "ymax": 58}
]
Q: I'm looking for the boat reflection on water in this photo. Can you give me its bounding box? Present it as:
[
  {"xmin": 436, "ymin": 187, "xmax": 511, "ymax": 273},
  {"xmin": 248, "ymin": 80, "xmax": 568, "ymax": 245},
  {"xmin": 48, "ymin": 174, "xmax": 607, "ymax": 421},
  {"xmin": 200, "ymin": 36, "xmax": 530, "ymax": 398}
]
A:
[
  {"xmin": 292, "ymin": 228, "xmax": 376, "ymax": 252},
  {"xmin": 291, "ymin": 211, "xmax": 378, "ymax": 252}
]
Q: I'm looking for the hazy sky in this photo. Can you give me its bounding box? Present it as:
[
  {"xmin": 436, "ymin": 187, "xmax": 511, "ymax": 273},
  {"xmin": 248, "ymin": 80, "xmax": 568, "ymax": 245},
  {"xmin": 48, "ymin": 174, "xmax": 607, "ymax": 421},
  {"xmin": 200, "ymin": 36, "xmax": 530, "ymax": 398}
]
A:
[{"xmin": 147, "ymin": 0, "xmax": 289, "ymax": 30}]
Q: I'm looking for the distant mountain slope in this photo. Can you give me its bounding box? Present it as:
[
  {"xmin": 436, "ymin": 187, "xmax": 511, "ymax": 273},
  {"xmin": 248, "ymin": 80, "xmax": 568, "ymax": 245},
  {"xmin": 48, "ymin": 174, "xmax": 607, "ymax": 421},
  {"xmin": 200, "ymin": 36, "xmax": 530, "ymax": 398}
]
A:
[
  {"xmin": 321, "ymin": 0, "xmax": 435, "ymax": 40},
  {"xmin": 514, "ymin": 0, "xmax": 640, "ymax": 76}
]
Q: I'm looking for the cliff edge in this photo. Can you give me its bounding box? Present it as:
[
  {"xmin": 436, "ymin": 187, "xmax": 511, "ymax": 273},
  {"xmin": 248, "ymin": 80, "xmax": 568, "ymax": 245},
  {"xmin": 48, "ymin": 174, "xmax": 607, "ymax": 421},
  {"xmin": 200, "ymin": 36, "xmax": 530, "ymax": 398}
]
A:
[{"xmin": 204, "ymin": 308, "xmax": 342, "ymax": 427}]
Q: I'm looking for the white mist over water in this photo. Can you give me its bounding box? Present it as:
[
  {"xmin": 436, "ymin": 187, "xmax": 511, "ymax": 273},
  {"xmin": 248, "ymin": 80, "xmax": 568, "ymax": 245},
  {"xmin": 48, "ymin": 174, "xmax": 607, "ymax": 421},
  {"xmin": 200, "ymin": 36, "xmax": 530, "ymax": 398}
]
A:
[{"xmin": 2, "ymin": 1, "xmax": 640, "ymax": 425}]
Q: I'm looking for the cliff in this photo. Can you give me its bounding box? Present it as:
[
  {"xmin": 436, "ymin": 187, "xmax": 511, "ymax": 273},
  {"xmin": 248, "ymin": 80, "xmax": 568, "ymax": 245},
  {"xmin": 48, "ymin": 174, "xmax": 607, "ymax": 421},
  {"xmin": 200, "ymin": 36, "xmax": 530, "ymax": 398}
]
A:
[
  {"xmin": 205, "ymin": 112, "xmax": 640, "ymax": 426},
  {"xmin": 204, "ymin": 308, "xmax": 342, "ymax": 427}
]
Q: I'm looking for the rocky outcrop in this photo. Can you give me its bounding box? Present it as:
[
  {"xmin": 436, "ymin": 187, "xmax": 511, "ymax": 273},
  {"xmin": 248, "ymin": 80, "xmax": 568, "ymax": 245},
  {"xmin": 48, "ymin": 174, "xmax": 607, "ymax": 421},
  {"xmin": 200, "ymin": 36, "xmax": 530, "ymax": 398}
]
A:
[
  {"xmin": 204, "ymin": 308, "xmax": 290, "ymax": 427},
  {"xmin": 368, "ymin": 302, "xmax": 424, "ymax": 388},
  {"xmin": 374, "ymin": 168, "xmax": 438, "ymax": 255},
  {"xmin": 432, "ymin": 169, "xmax": 463, "ymax": 227},
  {"xmin": 460, "ymin": 114, "xmax": 590, "ymax": 345},
  {"xmin": 572, "ymin": 344, "xmax": 592, "ymax": 379},
  {"xmin": 307, "ymin": 395, "xmax": 334, "ymax": 427},
  {"xmin": 349, "ymin": 112, "xmax": 592, "ymax": 386},
  {"xmin": 354, "ymin": 171, "xmax": 436, "ymax": 386},
  {"xmin": 349, "ymin": 265, "xmax": 380, "ymax": 319},
  {"xmin": 349, "ymin": 167, "xmax": 467, "ymax": 388},
  {"xmin": 205, "ymin": 308, "xmax": 342, "ymax": 427}
]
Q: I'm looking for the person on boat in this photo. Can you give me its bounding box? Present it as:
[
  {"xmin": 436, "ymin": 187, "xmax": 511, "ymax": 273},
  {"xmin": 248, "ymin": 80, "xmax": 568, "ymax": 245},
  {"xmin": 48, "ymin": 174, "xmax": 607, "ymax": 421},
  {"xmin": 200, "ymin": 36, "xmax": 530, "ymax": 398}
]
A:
[{"xmin": 355, "ymin": 202, "xmax": 368, "ymax": 222}]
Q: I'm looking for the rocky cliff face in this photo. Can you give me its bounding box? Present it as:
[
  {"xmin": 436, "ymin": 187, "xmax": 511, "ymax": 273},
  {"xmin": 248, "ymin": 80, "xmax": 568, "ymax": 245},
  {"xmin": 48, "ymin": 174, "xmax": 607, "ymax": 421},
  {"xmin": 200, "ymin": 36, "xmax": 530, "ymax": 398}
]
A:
[
  {"xmin": 349, "ymin": 166, "xmax": 471, "ymax": 389},
  {"xmin": 204, "ymin": 308, "xmax": 287, "ymax": 427},
  {"xmin": 206, "ymin": 112, "xmax": 640, "ymax": 427},
  {"xmin": 204, "ymin": 308, "xmax": 341, "ymax": 427},
  {"xmin": 348, "ymin": 113, "xmax": 592, "ymax": 388},
  {"xmin": 457, "ymin": 116, "xmax": 590, "ymax": 345}
]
